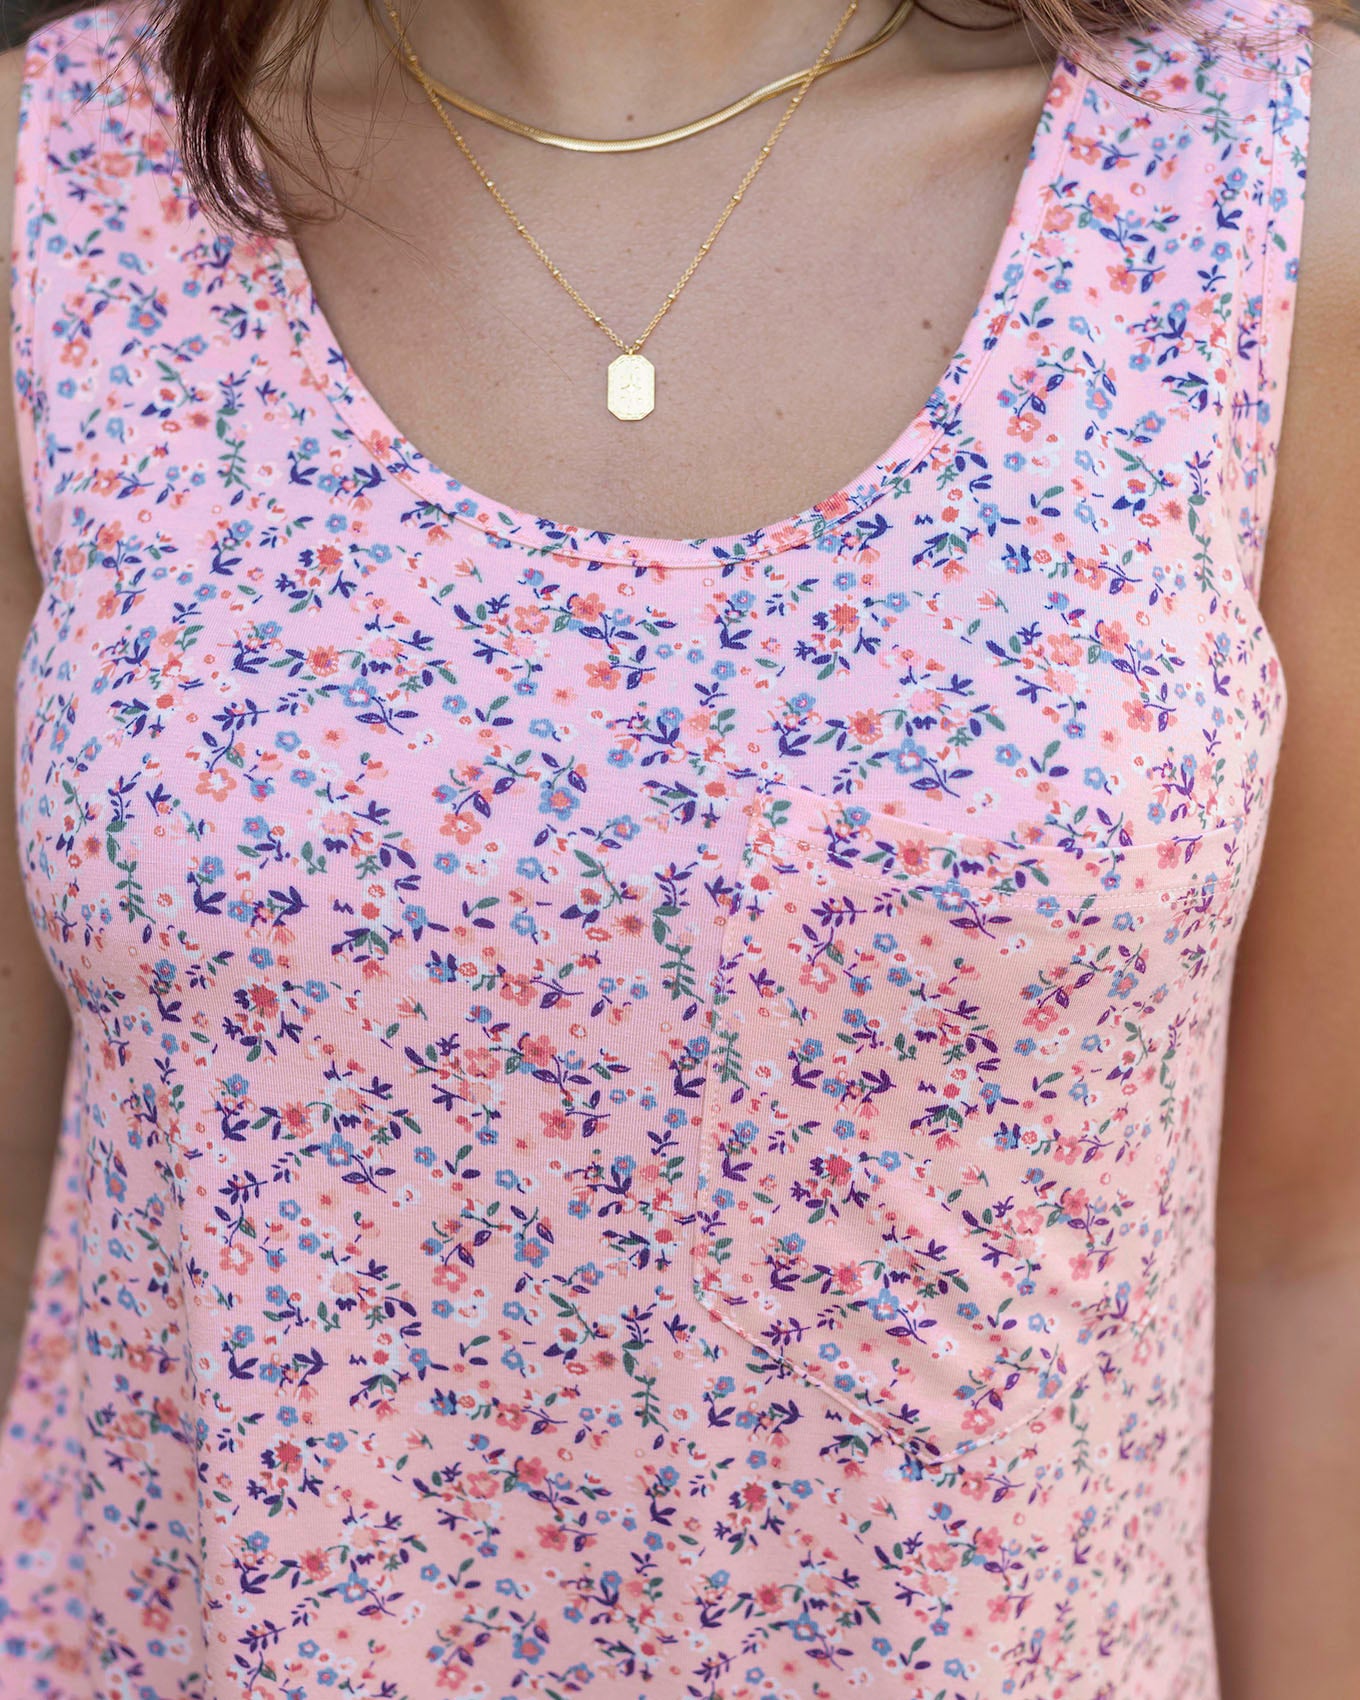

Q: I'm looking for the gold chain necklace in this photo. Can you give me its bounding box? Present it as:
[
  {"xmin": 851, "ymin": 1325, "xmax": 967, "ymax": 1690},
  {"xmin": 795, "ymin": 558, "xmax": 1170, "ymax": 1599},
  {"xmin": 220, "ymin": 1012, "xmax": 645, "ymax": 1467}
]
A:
[
  {"xmin": 382, "ymin": 0, "xmax": 865, "ymax": 421},
  {"xmin": 372, "ymin": 0, "xmax": 914, "ymax": 154}
]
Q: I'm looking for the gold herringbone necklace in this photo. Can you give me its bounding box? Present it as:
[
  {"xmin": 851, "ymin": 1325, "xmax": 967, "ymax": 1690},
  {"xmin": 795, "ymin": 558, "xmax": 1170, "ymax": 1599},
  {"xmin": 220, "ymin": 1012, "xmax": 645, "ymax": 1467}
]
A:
[
  {"xmin": 373, "ymin": 0, "xmax": 914, "ymax": 154},
  {"xmin": 381, "ymin": 0, "xmax": 865, "ymax": 421}
]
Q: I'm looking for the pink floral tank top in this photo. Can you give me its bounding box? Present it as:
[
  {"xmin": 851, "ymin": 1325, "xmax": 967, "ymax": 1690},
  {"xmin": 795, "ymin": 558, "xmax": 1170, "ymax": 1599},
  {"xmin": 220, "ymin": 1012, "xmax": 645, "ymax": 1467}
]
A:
[{"xmin": 1, "ymin": 2, "xmax": 1311, "ymax": 1695}]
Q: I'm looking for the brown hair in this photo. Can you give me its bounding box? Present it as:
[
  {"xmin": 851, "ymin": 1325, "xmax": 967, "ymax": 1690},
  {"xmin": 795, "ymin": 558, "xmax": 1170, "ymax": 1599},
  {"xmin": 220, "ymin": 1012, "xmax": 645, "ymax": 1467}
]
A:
[{"xmin": 21, "ymin": 0, "xmax": 1332, "ymax": 235}]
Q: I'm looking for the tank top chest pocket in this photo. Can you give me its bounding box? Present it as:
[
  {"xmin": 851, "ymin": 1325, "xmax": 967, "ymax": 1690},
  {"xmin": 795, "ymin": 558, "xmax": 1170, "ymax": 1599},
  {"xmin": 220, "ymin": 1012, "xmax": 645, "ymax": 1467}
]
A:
[{"xmin": 693, "ymin": 785, "xmax": 1251, "ymax": 1463}]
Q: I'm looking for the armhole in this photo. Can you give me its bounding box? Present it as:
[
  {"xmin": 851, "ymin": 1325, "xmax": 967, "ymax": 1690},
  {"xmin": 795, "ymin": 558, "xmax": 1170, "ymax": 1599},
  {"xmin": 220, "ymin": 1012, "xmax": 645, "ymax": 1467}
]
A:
[
  {"xmin": 9, "ymin": 23, "xmax": 59, "ymax": 585},
  {"xmin": 1231, "ymin": 3, "xmax": 1313, "ymax": 602}
]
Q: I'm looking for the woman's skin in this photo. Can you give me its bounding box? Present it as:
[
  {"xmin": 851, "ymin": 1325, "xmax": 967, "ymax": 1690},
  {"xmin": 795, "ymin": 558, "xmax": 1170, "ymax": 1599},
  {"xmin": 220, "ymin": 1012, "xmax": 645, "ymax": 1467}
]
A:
[
  {"xmin": 261, "ymin": 0, "xmax": 1083, "ymax": 541},
  {"xmin": 0, "ymin": 2, "xmax": 1356, "ymax": 1693}
]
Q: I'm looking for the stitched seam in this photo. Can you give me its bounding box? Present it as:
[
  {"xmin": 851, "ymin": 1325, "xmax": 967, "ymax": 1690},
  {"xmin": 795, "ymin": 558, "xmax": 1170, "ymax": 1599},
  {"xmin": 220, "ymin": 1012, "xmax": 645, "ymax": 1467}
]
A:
[
  {"xmin": 1245, "ymin": 47, "xmax": 1286, "ymax": 597},
  {"xmin": 777, "ymin": 853, "xmax": 1245, "ymax": 901},
  {"xmin": 261, "ymin": 63, "xmax": 1090, "ymax": 573}
]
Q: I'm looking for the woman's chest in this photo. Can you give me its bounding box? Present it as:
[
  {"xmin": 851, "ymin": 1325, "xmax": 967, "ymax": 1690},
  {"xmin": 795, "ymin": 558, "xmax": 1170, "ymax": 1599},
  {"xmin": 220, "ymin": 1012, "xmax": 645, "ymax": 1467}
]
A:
[
  {"xmin": 16, "ymin": 497, "xmax": 1276, "ymax": 1458},
  {"xmin": 17, "ymin": 438, "xmax": 1281, "ymax": 1001}
]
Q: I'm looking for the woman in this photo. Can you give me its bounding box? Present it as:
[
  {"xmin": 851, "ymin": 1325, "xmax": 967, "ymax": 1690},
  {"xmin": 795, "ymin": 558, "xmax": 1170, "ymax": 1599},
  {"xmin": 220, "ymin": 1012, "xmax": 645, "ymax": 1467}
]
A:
[{"xmin": 0, "ymin": 0, "xmax": 1354, "ymax": 1692}]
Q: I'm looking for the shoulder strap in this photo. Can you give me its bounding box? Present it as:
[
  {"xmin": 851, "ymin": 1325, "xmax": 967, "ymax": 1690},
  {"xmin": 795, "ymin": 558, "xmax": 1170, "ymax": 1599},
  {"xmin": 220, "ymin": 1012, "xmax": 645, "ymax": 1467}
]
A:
[
  {"xmin": 1086, "ymin": 0, "xmax": 1313, "ymax": 600},
  {"xmin": 10, "ymin": 12, "xmax": 65, "ymax": 579},
  {"xmin": 9, "ymin": 2, "xmax": 177, "ymax": 583}
]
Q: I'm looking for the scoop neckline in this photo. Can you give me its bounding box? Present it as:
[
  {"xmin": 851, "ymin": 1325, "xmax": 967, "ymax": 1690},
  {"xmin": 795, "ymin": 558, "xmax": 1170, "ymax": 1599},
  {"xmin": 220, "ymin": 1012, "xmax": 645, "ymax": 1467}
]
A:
[{"xmin": 262, "ymin": 51, "xmax": 1086, "ymax": 573}]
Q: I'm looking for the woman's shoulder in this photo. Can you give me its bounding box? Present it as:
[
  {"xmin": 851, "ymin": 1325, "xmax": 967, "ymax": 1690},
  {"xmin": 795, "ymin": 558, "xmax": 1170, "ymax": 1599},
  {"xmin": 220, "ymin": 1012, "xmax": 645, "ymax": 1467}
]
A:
[
  {"xmin": 0, "ymin": 0, "xmax": 174, "ymax": 602},
  {"xmin": 18, "ymin": 0, "xmax": 158, "ymax": 79},
  {"xmin": 8, "ymin": 0, "xmax": 195, "ymax": 284},
  {"xmin": 13, "ymin": 1, "xmax": 167, "ymax": 144},
  {"xmin": 1306, "ymin": 12, "xmax": 1360, "ymax": 171},
  {"xmin": 1278, "ymin": 15, "xmax": 1360, "ymax": 445},
  {"xmin": 8, "ymin": 0, "xmax": 171, "ymax": 219},
  {"xmin": 0, "ymin": 38, "xmax": 41, "ymax": 610}
]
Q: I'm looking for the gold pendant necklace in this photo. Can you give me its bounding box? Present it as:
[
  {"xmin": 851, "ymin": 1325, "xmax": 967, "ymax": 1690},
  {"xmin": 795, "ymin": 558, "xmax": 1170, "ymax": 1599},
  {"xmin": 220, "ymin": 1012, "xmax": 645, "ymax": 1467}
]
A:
[
  {"xmin": 371, "ymin": 0, "xmax": 915, "ymax": 154},
  {"xmin": 382, "ymin": 0, "xmax": 876, "ymax": 420}
]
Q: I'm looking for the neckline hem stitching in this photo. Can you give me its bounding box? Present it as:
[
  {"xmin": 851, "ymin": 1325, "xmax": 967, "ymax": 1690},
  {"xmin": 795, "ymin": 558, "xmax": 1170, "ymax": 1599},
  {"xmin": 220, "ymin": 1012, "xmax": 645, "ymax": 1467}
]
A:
[{"xmin": 261, "ymin": 54, "xmax": 1087, "ymax": 572}]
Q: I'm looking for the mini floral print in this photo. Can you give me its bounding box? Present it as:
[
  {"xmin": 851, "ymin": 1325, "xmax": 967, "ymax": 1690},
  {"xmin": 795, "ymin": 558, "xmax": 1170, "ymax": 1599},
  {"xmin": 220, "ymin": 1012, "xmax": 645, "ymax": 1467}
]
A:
[{"xmin": 0, "ymin": 1, "xmax": 1309, "ymax": 1697}]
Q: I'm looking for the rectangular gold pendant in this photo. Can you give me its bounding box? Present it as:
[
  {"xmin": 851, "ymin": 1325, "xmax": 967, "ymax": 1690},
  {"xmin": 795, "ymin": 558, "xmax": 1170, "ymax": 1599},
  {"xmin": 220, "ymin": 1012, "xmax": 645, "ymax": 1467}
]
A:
[{"xmin": 606, "ymin": 352, "xmax": 655, "ymax": 421}]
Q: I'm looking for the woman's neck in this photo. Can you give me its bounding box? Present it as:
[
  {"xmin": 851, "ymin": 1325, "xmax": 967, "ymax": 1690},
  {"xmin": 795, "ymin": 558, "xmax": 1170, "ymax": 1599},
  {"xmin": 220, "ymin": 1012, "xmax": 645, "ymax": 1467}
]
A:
[{"xmin": 339, "ymin": 0, "xmax": 893, "ymax": 132}]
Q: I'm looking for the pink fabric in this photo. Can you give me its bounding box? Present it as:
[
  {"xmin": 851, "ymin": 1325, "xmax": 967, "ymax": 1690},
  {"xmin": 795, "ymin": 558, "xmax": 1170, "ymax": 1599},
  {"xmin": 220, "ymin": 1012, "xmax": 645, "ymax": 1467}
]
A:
[{"xmin": 1, "ymin": 2, "xmax": 1310, "ymax": 1695}]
